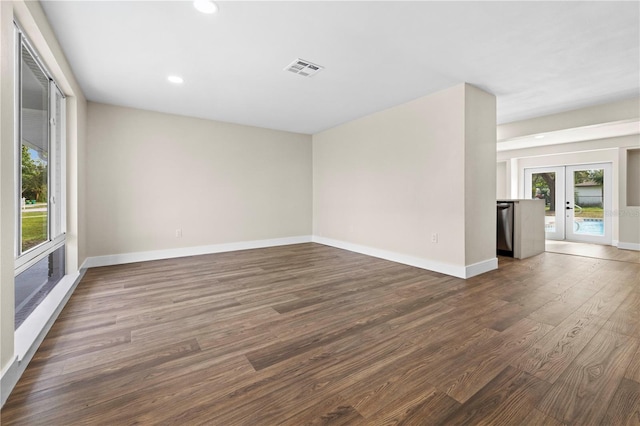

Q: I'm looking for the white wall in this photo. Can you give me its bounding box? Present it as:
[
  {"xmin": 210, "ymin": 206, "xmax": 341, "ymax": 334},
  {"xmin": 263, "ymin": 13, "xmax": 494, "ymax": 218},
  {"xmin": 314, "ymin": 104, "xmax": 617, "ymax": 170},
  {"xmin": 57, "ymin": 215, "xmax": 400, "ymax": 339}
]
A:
[
  {"xmin": 313, "ymin": 83, "xmax": 496, "ymax": 278},
  {"xmin": 86, "ymin": 103, "xmax": 312, "ymax": 258}
]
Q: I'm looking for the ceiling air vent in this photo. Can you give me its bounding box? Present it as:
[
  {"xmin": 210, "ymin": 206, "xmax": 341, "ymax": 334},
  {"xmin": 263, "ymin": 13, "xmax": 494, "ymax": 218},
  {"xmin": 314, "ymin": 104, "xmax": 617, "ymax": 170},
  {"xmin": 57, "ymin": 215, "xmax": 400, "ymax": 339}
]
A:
[{"xmin": 284, "ymin": 58, "xmax": 324, "ymax": 77}]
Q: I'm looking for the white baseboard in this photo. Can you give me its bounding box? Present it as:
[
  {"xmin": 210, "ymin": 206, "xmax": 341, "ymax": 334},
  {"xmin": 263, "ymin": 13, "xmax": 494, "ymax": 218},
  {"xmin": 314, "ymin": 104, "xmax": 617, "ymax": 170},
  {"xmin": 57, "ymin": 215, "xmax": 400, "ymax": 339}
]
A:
[
  {"xmin": 82, "ymin": 235, "xmax": 500, "ymax": 278},
  {"xmin": 311, "ymin": 236, "xmax": 497, "ymax": 279},
  {"xmin": 0, "ymin": 356, "xmax": 19, "ymax": 408},
  {"xmin": 612, "ymin": 240, "xmax": 619, "ymax": 247},
  {"xmin": 465, "ymin": 258, "xmax": 499, "ymax": 278},
  {"xmin": 1, "ymin": 270, "xmax": 85, "ymax": 407},
  {"xmin": 618, "ymin": 242, "xmax": 640, "ymax": 251},
  {"xmin": 2, "ymin": 234, "xmax": 496, "ymax": 406},
  {"xmin": 82, "ymin": 235, "xmax": 313, "ymax": 269},
  {"xmin": 3, "ymin": 236, "xmax": 313, "ymax": 407}
]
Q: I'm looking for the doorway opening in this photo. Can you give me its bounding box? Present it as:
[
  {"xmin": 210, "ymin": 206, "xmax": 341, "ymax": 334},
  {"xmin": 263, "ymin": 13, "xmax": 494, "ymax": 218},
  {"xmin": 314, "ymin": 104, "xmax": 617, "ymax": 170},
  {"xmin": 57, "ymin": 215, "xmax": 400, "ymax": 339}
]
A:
[{"xmin": 524, "ymin": 163, "xmax": 612, "ymax": 245}]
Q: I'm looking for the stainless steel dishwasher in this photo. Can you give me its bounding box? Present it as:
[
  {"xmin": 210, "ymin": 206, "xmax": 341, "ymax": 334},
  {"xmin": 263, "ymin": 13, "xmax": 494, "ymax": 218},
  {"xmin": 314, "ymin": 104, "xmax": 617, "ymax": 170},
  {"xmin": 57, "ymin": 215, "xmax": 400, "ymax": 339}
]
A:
[{"xmin": 497, "ymin": 202, "xmax": 514, "ymax": 257}]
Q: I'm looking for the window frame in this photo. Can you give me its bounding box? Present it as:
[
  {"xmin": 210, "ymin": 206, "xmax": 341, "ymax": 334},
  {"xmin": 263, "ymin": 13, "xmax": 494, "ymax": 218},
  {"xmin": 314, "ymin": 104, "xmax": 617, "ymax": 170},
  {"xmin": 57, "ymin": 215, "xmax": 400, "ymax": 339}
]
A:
[{"xmin": 14, "ymin": 22, "xmax": 66, "ymax": 276}]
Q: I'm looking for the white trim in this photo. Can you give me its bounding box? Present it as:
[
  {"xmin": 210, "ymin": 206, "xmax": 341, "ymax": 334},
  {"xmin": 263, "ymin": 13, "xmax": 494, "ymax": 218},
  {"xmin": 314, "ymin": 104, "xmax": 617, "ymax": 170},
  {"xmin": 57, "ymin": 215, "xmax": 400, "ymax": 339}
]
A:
[
  {"xmin": 14, "ymin": 236, "xmax": 65, "ymax": 276},
  {"xmin": 82, "ymin": 236, "xmax": 313, "ymax": 269},
  {"xmin": 2, "ymin": 234, "xmax": 497, "ymax": 406},
  {"xmin": 465, "ymin": 258, "xmax": 499, "ymax": 278},
  {"xmin": 14, "ymin": 271, "xmax": 81, "ymax": 360},
  {"xmin": 2, "ymin": 270, "xmax": 84, "ymax": 407},
  {"xmin": 612, "ymin": 240, "xmax": 619, "ymax": 247},
  {"xmin": 618, "ymin": 242, "xmax": 640, "ymax": 251},
  {"xmin": 81, "ymin": 235, "xmax": 500, "ymax": 278},
  {"xmin": 311, "ymin": 236, "xmax": 497, "ymax": 279},
  {"xmin": 0, "ymin": 356, "xmax": 19, "ymax": 407},
  {"xmin": 524, "ymin": 166, "xmax": 566, "ymax": 241},
  {"xmin": 565, "ymin": 163, "xmax": 613, "ymax": 245},
  {"xmin": 14, "ymin": 29, "xmax": 67, "ymax": 269}
]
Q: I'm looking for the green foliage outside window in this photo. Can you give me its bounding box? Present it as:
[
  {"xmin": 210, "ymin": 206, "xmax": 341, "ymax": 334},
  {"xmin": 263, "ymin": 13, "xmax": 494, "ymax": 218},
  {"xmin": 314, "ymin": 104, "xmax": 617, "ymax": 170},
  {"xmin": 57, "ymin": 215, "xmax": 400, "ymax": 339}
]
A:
[{"xmin": 21, "ymin": 144, "xmax": 47, "ymax": 203}]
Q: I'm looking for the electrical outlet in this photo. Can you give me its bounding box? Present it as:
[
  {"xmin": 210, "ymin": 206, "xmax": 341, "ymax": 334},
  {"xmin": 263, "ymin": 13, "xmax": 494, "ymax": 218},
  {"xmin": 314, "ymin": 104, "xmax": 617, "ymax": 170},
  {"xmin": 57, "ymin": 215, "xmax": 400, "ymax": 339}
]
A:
[
  {"xmin": 175, "ymin": 229, "xmax": 182, "ymax": 238},
  {"xmin": 431, "ymin": 233, "xmax": 438, "ymax": 243}
]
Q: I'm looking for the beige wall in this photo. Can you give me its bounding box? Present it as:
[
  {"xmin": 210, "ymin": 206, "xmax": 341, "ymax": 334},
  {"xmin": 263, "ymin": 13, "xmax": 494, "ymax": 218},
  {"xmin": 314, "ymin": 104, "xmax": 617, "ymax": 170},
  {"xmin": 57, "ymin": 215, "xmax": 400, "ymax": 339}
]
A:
[
  {"xmin": 498, "ymin": 97, "xmax": 640, "ymax": 141},
  {"xmin": 496, "ymin": 161, "xmax": 507, "ymax": 199},
  {"xmin": 86, "ymin": 103, "xmax": 312, "ymax": 257},
  {"xmin": 463, "ymin": 85, "xmax": 497, "ymax": 265},
  {"xmin": 626, "ymin": 149, "xmax": 640, "ymax": 207},
  {"xmin": 73, "ymin": 96, "xmax": 88, "ymax": 268},
  {"xmin": 313, "ymin": 83, "xmax": 496, "ymax": 275},
  {"xmin": 1, "ymin": 0, "xmax": 87, "ymax": 377},
  {"xmin": 620, "ymin": 148, "xmax": 640, "ymax": 246}
]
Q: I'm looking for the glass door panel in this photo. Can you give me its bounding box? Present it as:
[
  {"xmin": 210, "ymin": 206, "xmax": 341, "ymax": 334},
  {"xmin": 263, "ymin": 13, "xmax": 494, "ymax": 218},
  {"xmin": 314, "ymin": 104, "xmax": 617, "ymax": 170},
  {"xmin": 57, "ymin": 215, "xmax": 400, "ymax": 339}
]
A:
[
  {"xmin": 524, "ymin": 167, "xmax": 565, "ymax": 240},
  {"xmin": 565, "ymin": 164, "xmax": 612, "ymax": 244}
]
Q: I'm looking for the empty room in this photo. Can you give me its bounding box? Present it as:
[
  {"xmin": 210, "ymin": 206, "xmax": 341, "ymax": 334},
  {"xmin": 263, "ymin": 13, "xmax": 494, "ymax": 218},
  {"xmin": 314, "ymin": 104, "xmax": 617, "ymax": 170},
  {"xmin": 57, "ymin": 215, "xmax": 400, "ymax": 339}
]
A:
[{"xmin": 1, "ymin": 1, "xmax": 639, "ymax": 424}]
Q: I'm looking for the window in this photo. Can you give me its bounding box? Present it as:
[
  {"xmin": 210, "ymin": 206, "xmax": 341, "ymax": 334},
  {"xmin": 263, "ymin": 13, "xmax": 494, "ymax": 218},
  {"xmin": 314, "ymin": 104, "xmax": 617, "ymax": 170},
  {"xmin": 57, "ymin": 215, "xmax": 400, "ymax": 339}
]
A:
[{"xmin": 14, "ymin": 24, "xmax": 66, "ymax": 328}]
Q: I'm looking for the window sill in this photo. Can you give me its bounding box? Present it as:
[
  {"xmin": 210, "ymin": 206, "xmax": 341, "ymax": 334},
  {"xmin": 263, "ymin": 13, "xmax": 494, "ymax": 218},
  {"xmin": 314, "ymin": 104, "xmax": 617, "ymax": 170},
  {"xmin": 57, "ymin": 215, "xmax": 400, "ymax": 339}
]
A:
[{"xmin": 14, "ymin": 270, "xmax": 83, "ymax": 362}]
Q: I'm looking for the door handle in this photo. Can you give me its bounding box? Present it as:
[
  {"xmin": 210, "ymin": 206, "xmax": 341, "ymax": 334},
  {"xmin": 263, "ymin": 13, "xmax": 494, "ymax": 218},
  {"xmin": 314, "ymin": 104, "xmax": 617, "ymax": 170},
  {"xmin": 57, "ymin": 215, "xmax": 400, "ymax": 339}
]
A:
[{"xmin": 566, "ymin": 206, "xmax": 573, "ymax": 210}]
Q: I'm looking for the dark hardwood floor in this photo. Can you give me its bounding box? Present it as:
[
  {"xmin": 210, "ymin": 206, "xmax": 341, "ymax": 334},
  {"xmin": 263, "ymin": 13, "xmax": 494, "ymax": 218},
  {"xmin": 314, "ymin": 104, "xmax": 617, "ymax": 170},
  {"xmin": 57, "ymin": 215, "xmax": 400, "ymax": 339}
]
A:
[{"xmin": 2, "ymin": 243, "xmax": 639, "ymax": 425}]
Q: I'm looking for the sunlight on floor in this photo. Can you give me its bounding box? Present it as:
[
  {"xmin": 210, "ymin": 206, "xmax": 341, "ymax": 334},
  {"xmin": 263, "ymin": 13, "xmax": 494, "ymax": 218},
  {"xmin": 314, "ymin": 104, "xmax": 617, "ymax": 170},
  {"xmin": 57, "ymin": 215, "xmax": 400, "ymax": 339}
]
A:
[{"xmin": 545, "ymin": 240, "xmax": 640, "ymax": 264}]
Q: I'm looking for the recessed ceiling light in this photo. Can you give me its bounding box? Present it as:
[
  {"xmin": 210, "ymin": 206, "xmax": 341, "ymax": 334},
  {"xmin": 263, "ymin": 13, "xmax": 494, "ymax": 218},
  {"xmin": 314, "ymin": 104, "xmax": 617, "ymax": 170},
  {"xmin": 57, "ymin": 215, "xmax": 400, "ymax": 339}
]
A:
[
  {"xmin": 534, "ymin": 134, "xmax": 545, "ymax": 139},
  {"xmin": 194, "ymin": 0, "xmax": 218, "ymax": 14},
  {"xmin": 167, "ymin": 75, "xmax": 184, "ymax": 84}
]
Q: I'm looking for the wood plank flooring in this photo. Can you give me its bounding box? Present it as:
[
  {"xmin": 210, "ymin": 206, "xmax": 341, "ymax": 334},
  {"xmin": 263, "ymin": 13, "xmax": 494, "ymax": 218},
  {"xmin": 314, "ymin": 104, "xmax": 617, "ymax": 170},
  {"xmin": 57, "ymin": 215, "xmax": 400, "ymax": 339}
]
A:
[
  {"xmin": 2, "ymin": 243, "xmax": 639, "ymax": 425},
  {"xmin": 545, "ymin": 240, "xmax": 640, "ymax": 264}
]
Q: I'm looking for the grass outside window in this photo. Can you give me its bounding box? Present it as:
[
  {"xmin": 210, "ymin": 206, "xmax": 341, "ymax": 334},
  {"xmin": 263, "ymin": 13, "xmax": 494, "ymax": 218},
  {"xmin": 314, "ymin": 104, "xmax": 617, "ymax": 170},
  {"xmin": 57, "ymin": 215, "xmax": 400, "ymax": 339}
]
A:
[
  {"xmin": 544, "ymin": 205, "xmax": 603, "ymax": 218},
  {"xmin": 22, "ymin": 207, "xmax": 48, "ymax": 252}
]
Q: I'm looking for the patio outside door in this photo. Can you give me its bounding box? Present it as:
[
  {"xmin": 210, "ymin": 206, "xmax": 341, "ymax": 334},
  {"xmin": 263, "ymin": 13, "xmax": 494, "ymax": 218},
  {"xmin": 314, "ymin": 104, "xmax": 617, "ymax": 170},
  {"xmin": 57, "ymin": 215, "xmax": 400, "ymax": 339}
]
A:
[{"xmin": 524, "ymin": 163, "xmax": 612, "ymax": 244}]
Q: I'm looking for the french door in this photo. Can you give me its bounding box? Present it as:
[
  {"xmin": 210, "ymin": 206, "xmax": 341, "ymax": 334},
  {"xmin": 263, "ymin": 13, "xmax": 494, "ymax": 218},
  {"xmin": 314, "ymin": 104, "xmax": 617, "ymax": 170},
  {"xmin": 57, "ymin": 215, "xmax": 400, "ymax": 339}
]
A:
[{"xmin": 524, "ymin": 163, "xmax": 612, "ymax": 244}]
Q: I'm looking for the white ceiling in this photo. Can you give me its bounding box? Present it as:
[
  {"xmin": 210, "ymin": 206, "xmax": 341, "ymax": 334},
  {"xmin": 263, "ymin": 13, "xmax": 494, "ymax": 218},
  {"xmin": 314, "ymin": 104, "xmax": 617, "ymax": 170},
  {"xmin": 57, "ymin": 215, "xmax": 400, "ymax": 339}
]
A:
[{"xmin": 40, "ymin": 1, "xmax": 639, "ymax": 135}]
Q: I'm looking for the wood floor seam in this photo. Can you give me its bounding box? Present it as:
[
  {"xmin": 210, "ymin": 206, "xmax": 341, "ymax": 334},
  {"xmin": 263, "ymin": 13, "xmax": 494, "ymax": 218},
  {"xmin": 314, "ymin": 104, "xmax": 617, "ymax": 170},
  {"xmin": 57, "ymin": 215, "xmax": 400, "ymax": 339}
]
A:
[{"xmin": 2, "ymin": 242, "xmax": 638, "ymax": 425}]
